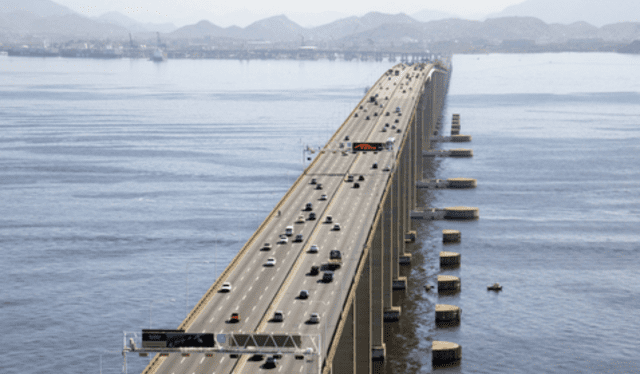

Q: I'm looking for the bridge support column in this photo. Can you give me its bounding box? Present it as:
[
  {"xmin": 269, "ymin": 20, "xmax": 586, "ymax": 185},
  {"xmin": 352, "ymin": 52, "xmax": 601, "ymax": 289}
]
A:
[
  {"xmin": 382, "ymin": 192, "xmax": 393, "ymax": 310},
  {"xmin": 332, "ymin": 301, "xmax": 354, "ymax": 374},
  {"xmin": 371, "ymin": 212, "xmax": 385, "ymax": 359},
  {"xmin": 354, "ymin": 250, "xmax": 371, "ymax": 373}
]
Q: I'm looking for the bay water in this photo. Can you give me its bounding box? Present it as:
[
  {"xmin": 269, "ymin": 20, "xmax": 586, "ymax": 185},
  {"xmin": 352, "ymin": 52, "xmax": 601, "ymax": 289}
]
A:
[{"xmin": 1, "ymin": 53, "xmax": 638, "ymax": 373}]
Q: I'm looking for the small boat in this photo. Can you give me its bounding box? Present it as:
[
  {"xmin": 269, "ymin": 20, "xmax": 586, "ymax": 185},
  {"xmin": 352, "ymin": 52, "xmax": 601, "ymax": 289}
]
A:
[
  {"xmin": 425, "ymin": 284, "xmax": 432, "ymax": 292},
  {"xmin": 487, "ymin": 283, "xmax": 502, "ymax": 291}
]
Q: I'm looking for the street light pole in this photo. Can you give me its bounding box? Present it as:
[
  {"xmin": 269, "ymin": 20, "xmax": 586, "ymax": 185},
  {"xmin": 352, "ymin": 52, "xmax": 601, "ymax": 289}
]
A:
[{"xmin": 186, "ymin": 261, "xmax": 210, "ymax": 318}]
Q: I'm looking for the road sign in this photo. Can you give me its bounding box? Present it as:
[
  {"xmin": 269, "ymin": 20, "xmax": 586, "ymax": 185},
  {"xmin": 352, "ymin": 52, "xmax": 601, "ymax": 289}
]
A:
[{"xmin": 352, "ymin": 142, "xmax": 385, "ymax": 151}]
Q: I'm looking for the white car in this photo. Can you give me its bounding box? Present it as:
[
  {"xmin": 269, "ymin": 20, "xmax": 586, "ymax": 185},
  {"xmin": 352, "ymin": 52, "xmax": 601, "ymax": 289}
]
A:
[
  {"xmin": 295, "ymin": 215, "xmax": 305, "ymax": 224},
  {"xmin": 333, "ymin": 223, "xmax": 341, "ymax": 231},
  {"xmin": 319, "ymin": 194, "xmax": 327, "ymax": 201},
  {"xmin": 221, "ymin": 282, "xmax": 231, "ymax": 292},
  {"xmin": 278, "ymin": 235, "xmax": 288, "ymax": 244},
  {"xmin": 265, "ymin": 258, "xmax": 276, "ymax": 267},
  {"xmin": 309, "ymin": 244, "xmax": 319, "ymax": 253},
  {"xmin": 309, "ymin": 313, "xmax": 320, "ymax": 324}
]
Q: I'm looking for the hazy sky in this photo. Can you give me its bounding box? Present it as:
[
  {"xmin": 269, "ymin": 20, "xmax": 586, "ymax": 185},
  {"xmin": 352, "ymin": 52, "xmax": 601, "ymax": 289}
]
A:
[{"xmin": 55, "ymin": 0, "xmax": 527, "ymax": 27}]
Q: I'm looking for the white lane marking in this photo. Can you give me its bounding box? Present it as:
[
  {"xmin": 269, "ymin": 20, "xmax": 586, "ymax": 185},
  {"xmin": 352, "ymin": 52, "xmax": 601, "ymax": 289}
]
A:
[
  {"xmin": 221, "ymin": 357, "xmax": 225, "ymax": 363},
  {"xmin": 279, "ymin": 366, "xmax": 283, "ymax": 372},
  {"xmin": 255, "ymin": 276, "xmax": 260, "ymax": 280},
  {"xmin": 271, "ymin": 276, "xmax": 275, "ymax": 281},
  {"xmin": 259, "ymin": 294, "xmax": 263, "ymax": 300},
  {"xmin": 253, "ymin": 305, "xmax": 257, "ymax": 311},
  {"xmin": 300, "ymin": 366, "xmax": 304, "ymax": 372},
  {"xmin": 218, "ymin": 306, "xmax": 222, "ymax": 311},
  {"xmin": 240, "ymin": 276, "xmax": 245, "ymax": 281},
  {"xmin": 202, "ymin": 329, "xmax": 206, "ymax": 333},
  {"xmin": 248, "ymin": 286, "xmax": 253, "ymax": 291},
  {"xmin": 242, "ymin": 295, "xmax": 247, "ymax": 300},
  {"xmin": 180, "ymin": 357, "xmax": 186, "ymax": 364},
  {"xmin": 210, "ymin": 317, "xmax": 214, "ymax": 323},
  {"xmin": 265, "ymin": 286, "xmax": 269, "ymax": 291},
  {"xmin": 200, "ymin": 357, "xmax": 205, "ymax": 364},
  {"xmin": 288, "ymin": 310, "xmax": 292, "ymax": 315}
]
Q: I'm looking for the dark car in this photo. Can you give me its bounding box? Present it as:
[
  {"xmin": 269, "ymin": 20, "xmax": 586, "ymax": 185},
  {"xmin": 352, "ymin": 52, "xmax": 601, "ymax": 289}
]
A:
[
  {"xmin": 230, "ymin": 313, "xmax": 240, "ymax": 323},
  {"xmin": 308, "ymin": 212, "xmax": 316, "ymax": 220},
  {"xmin": 323, "ymin": 271, "xmax": 334, "ymax": 283},
  {"xmin": 310, "ymin": 265, "xmax": 320, "ymax": 275}
]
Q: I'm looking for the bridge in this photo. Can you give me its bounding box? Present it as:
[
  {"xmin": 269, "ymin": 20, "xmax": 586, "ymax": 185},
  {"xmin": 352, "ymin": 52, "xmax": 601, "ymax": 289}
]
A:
[{"xmin": 131, "ymin": 61, "xmax": 452, "ymax": 374}]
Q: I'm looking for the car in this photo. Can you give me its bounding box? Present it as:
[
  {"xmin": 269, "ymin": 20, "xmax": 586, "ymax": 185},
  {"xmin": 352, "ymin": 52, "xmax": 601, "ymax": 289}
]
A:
[
  {"xmin": 221, "ymin": 282, "xmax": 231, "ymax": 292},
  {"xmin": 305, "ymin": 202, "xmax": 313, "ymax": 211},
  {"xmin": 309, "ymin": 313, "xmax": 320, "ymax": 324},
  {"xmin": 295, "ymin": 215, "xmax": 305, "ymax": 224},
  {"xmin": 325, "ymin": 215, "xmax": 333, "ymax": 223},
  {"xmin": 299, "ymin": 290, "xmax": 309, "ymax": 299},
  {"xmin": 308, "ymin": 212, "xmax": 316, "ymax": 220},
  {"xmin": 386, "ymin": 111, "xmax": 390, "ymax": 116},
  {"xmin": 333, "ymin": 223, "xmax": 341, "ymax": 231},
  {"xmin": 385, "ymin": 123, "xmax": 390, "ymax": 127},
  {"xmin": 310, "ymin": 178, "xmax": 317, "ymax": 185},
  {"xmin": 381, "ymin": 127, "xmax": 387, "ymax": 132},
  {"xmin": 354, "ymin": 113, "xmax": 358, "ymax": 117},
  {"xmin": 396, "ymin": 106, "xmax": 401, "ymax": 113},
  {"xmin": 365, "ymin": 116, "xmax": 370, "ymax": 120},
  {"xmin": 391, "ymin": 125, "xmax": 396, "ymax": 129},
  {"xmin": 278, "ymin": 235, "xmax": 288, "ymax": 244},
  {"xmin": 294, "ymin": 234, "xmax": 303, "ymax": 242},
  {"xmin": 397, "ymin": 128, "xmax": 402, "ymax": 133},
  {"xmin": 319, "ymin": 194, "xmax": 327, "ymax": 201},
  {"xmin": 265, "ymin": 355, "xmax": 277, "ymax": 367},
  {"xmin": 346, "ymin": 175, "xmax": 354, "ymax": 182},
  {"xmin": 372, "ymin": 162, "xmax": 378, "ymax": 169},
  {"xmin": 383, "ymin": 165, "xmax": 391, "ymax": 171},
  {"xmin": 285, "ymin": 226, "xmax": 294, "ymax": 236},
  {"xmin": 273, "ymin": 311, "xmax": 284, "ymax": 322},
  {"xmin": 309, "ymin": 244, "xmax": 319, "ymax": 253},
  {"xmin": 344, "ymin": 135, "xmax": 349, "ymax": 141},
  {"xmin": 261, "ymin": 243, "xmax": 272, "ymax": 251},
  {"xmin": 315, "ymin": 183, "xmax": 323, "ymax": 190},
  {"xmin": 265, "ymin": 258, "xmax": 276, "ymax": 266},
  {"xmin": 359, "ymin": 175, "xmax": 365, "ymax": 181},
  {"xmin": 353, "ymin": 183, "xmax": 360, "ymax": 188},
  {"xmin": 230, "ymin": 312, "xmax": 240, "ymax": 322},
  {"xmin": 394, "ymin": 119, "xmax": 399, "ymax": 123},
  {"xmin": 323, "ymin": 271, "xmax": 334, "ymax": 282},
  {"xmin": 310, "ymin": 265, "xmax": 320, "ymax": 275}
]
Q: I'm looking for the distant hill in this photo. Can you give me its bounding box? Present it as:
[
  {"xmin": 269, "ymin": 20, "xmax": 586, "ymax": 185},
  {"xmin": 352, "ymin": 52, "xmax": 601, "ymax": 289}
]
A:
[
  {"xmin": 0, "ymin": 0, "xmax": 74, "ymax": 17},
  {"xmin": 95, "ymin": 11, "xmax": 176, "ymax": 33},
  {"xmin": 243, "ymin": 15, "xmax": 307, "ymax": 41},
  {"xmin": 411, "ymin": 9, "xmax": 459, "ymax": 23},
  {"xmin": 308, "ymin": 12, "xmax": 419, "ymax": 40},
  {"xmin": 487, "ymin": 0, "xmax": 640, "ymax": 27}
]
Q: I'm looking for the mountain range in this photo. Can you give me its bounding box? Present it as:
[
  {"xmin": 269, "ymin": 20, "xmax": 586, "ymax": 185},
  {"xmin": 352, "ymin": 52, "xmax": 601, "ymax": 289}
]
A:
[{"xmin": 1, "ymin": 0, "xmax": 640, "ymax": 44}]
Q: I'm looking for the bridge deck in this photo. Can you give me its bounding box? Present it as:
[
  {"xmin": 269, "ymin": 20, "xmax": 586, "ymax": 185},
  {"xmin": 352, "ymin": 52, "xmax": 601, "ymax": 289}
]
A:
[{"xmin": 146, "ymin": 62, "xmax": 437, "ymax": 374}]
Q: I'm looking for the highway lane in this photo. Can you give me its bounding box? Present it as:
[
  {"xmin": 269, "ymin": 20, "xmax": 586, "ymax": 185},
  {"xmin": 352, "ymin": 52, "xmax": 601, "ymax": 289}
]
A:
[
  {"xmin": 237, "ymin": 69, "xmax": 423, "ymax": 373},
  {"xmin": 242, "ymin": 66, "xmax": 430, "ymax": 373},
  {"xmin": 156, "ymin": 66, "xmax": 409, "ymax": 374},
  {"xmin": 149, "ymin": 63, "xmax": 430, "ymax": 374}
]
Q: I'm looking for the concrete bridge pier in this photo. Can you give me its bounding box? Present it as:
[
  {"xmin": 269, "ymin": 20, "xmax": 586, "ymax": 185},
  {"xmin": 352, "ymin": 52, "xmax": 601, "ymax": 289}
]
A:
[
  {"xmin": 354, "ymin": 249, "xmax": 371, "ymax": 373},
  {"xmin": 371, "ymin": 212, "xmax": 386, "ymax": 361},
  {"xmin": 382, "ymin": 189, "xmax": 400, "ymax": 322}
]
